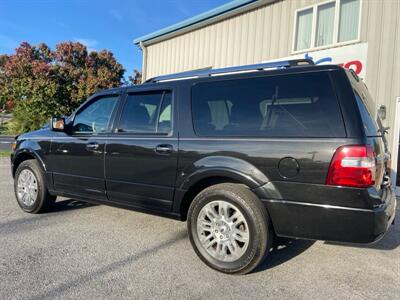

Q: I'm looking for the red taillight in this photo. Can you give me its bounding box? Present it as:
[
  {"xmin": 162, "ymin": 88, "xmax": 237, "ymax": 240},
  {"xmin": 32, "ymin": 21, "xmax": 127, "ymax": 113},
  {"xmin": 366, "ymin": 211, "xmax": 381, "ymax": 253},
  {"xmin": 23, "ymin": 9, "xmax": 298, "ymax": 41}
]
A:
[{"xmin": 326, "ymin": 145, "xmax": 376, "ymax": 188}]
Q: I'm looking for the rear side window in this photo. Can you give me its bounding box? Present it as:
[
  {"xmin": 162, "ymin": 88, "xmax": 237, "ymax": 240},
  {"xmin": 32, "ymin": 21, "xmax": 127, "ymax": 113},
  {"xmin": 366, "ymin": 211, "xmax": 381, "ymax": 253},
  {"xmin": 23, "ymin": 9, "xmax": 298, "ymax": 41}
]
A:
[
  {"xmin": 354, "ymin": 91, "xmax": 380, "ymax": 136},
  {"xmin": 191, "ymin": 72, "xmax": 345, "ymax": 137},
  {"xmin": 118, "ymin": 91, "xmax": 172, "ymax": 134}
]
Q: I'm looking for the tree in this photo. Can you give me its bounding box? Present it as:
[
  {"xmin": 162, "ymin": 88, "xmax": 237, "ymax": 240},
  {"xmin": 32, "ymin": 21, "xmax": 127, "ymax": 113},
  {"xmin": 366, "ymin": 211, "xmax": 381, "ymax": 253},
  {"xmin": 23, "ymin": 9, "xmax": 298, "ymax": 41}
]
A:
[
  {"xmin": 0, "ymin": 42, "xmax": 125, "ymax": 133},
  {"xmin": 128, "ymin": 69, "xmax": 142, "ymax": 85}
]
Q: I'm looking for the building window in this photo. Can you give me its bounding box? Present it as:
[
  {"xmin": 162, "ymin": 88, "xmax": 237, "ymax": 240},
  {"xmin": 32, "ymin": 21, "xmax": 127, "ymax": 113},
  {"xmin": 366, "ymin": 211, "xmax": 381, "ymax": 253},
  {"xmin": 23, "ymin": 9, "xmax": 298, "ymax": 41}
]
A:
[
  {"xmin": 338, "ymin": 0, "xmax": 360, "ymax": 42},
  {"xmin": 294, "ymin": 8, "xmax": 313, "ymax": 51},
  {"xmin": 316, "ymin": 2, "xmax": 335, "ymax": 47},
  {"xmin": 293, "ymin": 0, "xmax": 361, "ymax": 52}
]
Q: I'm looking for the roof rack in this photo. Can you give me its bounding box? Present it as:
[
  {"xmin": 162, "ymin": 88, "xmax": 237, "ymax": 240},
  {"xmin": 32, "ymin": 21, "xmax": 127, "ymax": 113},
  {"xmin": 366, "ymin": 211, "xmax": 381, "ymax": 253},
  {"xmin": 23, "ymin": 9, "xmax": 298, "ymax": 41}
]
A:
[{"xmin": 145, "ymin": 59, "xmax": 314, "ymax": 83}]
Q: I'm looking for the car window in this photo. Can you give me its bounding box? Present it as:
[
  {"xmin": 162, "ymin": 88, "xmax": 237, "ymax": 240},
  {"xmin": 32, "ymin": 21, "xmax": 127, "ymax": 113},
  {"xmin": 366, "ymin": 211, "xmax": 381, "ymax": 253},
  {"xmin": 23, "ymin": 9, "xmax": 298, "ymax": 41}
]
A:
[
  {"xmin": 354, "ymin": 91, "xmax": 380, "ymax": 136},
  {"xmin": 191, "ymin": 72, "xmax": 346, "ymax": 137},
  {"xmin": 207, "ymin": 100, "xmax": 233, "ymax": 130},
  {"xmin": 73, "ymin": 96, "xmax": 118, "ymax": 133},
  {"xmin": 118, "ymin": 91, "xmax": 172, "ymax": 134}
]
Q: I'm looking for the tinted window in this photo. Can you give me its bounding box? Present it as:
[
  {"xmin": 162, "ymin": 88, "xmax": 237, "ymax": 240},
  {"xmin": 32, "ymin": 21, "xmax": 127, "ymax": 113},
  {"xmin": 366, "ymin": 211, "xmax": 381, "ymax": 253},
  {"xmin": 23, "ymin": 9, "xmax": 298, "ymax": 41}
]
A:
[
  {"xmin": 73, "ymin": 96, "xmax": 118, "ymax": 133},
  {"xmin": 118, "ymin": 91, "xmax": 172, "ymax": 134},
  {"xmin": 191, "ymin": 73, "xmax": 345, "ymax": 137},
  {"xmin": 354, "ymin": 91, "xmax": 380, "ymax": 136}
]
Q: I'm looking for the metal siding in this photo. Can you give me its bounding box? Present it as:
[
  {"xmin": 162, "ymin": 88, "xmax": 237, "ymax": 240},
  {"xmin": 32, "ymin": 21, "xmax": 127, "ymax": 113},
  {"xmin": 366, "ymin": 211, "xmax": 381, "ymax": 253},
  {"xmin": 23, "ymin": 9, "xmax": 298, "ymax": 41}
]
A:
[
  {"xmin": 144, "ymin": 0, "xmax": 330, "ymax": 79},
  {"xmin": 221, "ymin": 18, "xmax": 229, "ymax": 66},
  {"xmin": 254, "ymin": 8, "xmax": 263, "ymax": 62},
  {"xmin": 261, "ymin": 3, "xmax": 272, "ymax": 60},
  {"xmin": 364, "ymin": 1, "xmax": 383, "ymax": 97},
  {"xmin": 362, "ymin": 0, "xmax": 400, "ymax": 150},
  {"xmin": 226, "ymin": 17, "xmax": 234, "ymax": 66},
  {"xmin": 394, "ymin": 0, "xmax": 400, "ymax": 150},
  {"xmin": 278, "ymin": 0, "xmax": 290, "ymax": 57},
  {"xmin": 269, "ymin": 2, "xmax": 280, "ymax": 59},
  {"xmin": 249, "ymin": 9, "xmax": 257, "ymax": 63}
]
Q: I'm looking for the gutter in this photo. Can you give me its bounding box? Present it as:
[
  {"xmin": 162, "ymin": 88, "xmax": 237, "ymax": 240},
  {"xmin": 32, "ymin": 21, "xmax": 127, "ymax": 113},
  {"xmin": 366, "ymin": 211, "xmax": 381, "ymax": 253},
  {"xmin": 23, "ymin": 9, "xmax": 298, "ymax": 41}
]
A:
[{"xmin": 139, "ymin": 41, "xmax": 147, "ymax": 82}]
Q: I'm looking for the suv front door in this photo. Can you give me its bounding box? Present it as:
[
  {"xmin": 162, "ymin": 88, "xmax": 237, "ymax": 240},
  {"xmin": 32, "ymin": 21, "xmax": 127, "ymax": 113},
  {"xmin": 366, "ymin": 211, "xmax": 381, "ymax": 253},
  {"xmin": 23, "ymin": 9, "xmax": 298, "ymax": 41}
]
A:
[
  {"xmin": 49, "ymin": 93, "xmax": 120, "ymax": 200},
  {"xmin": 105, "ymin": 89, "xmax": 178, "ymax": 212}
]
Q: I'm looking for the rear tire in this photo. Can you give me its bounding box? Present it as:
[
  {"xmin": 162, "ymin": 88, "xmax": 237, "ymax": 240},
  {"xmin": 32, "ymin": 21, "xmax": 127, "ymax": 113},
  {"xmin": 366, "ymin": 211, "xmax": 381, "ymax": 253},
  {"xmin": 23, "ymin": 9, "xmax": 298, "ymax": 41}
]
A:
[
  {"xmin": 14, "ymin": 160, "xmax": 56, "ymax": 213},
  {"xmin": 187, "ymin": 183, "xmax": 273, "ymax": 274}
]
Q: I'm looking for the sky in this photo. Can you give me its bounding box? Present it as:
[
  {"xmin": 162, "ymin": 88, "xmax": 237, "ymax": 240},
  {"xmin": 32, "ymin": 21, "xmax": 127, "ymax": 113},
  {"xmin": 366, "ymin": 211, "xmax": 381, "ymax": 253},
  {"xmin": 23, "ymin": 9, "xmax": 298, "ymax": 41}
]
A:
[{"xmin": 0, "ymin": 0, "xmax": 231, "ymax": 78}]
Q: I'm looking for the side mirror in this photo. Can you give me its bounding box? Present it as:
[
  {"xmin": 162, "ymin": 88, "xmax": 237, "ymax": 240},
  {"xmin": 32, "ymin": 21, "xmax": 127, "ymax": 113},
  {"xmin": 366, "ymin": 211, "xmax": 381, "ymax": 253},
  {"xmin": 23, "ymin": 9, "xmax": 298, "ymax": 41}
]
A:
[{"xmin": 51, "ymin": 117, "xmax": 66, "ymax": 132}]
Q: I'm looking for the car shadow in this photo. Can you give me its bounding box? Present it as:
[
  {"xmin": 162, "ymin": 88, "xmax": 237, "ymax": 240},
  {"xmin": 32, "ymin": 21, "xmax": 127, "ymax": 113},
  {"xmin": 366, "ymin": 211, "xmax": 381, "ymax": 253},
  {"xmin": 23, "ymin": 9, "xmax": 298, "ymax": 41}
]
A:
[
  {"xmin": 252, "ymin": 237, "xmax": 315, "ymax": 274},
  {"xmin": 52, "ymin": 199, "xmax": 96, "ymax": 212},
  {"xmin": 0, "ymin": 199, "xmax": 96, "ymax": 236}
]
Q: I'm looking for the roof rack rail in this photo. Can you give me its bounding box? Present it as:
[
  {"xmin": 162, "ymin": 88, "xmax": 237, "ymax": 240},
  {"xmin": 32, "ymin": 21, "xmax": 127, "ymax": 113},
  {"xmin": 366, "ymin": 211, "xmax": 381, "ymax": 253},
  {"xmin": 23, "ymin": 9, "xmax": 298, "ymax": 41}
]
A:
[{"xmin": 145, "ymin": 59, "xmax": 314, "ymax": 83}]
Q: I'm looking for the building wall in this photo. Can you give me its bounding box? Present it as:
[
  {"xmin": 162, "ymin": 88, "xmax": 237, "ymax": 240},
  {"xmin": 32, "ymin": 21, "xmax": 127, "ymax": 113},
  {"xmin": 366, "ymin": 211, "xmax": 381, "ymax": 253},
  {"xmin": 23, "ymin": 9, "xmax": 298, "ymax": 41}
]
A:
[
  {"xmin": 145, "ymin": 0, "xmax": 316, "ymax": 78},
  {"xmin": 362, "ymin": 0, "xmax": 400, "ymax": 149},
  {"xmin": 143, "ymin": 0, "xmax": 400, "ymax": 153}
]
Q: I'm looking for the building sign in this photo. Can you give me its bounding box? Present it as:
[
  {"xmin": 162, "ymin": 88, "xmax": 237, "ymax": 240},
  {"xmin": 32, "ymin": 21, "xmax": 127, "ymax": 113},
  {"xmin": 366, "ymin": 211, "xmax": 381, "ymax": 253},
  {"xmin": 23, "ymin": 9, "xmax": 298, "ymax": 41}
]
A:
[{"xmin": 265, "ymin": 43, "xmax": 368, "ymax": 79}]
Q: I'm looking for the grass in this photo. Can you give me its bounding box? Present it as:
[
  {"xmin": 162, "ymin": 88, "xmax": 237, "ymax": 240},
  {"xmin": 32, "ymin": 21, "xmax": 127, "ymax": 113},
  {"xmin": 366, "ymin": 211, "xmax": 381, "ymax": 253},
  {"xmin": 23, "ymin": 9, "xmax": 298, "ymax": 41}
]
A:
[{"xmin": 0, "ymin": 150, "xmax": 11, "ymax": 157}]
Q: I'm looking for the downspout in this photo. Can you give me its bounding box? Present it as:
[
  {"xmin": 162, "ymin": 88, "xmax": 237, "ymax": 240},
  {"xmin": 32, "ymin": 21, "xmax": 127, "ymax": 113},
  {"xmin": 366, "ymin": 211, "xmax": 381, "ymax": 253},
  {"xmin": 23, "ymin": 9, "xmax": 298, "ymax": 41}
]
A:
[{"xmin": 139, "ymin": 41, "xmax": 147, "ymax": 83}]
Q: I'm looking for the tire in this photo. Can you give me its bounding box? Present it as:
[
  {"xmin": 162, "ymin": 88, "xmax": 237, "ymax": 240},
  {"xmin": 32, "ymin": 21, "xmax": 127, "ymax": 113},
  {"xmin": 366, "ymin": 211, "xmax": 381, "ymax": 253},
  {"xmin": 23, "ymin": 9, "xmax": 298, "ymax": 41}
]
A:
[
  {"xmin": 187, "ymin": 183, "xmax": 273, "ymax": 275},
  {"xmin": 14, "ymin": 159, "xmax": 56, "ymax": 213}
]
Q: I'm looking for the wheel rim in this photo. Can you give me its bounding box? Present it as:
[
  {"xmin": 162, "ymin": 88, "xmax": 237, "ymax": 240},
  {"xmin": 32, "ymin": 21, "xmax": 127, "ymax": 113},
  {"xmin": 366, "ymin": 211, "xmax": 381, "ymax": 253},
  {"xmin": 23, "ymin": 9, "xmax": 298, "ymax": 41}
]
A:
[
  {"xmin": 196, "ymin": 200, "xmax": 250, "ymax": 262},
  {"xmin": 16, "ymin": 169, "xmax": 38, "ymax": 206}
]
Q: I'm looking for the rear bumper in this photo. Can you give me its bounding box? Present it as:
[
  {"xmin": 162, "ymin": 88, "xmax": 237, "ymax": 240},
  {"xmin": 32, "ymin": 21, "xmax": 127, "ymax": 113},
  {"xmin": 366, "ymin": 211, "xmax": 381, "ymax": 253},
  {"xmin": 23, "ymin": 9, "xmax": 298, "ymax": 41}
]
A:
[{"xmin": 261, "ymin": 188, "xmax": 396, "ymax": 244}]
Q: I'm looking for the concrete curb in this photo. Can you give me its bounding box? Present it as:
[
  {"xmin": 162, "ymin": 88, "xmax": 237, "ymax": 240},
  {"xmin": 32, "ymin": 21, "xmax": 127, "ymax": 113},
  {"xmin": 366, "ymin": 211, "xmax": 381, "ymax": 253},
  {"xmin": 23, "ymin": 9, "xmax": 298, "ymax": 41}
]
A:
[{"xmin": 0, "ymin": 135, "xmax": 16, "ymax": 139}]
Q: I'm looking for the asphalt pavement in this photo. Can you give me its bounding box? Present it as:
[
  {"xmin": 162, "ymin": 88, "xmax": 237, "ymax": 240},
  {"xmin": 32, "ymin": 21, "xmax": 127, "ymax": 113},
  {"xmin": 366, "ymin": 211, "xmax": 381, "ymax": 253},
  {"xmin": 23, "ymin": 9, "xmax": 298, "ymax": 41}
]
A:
[{"xmin": 0, "ymin": 157, "xmax": 399, "ymax": 299}]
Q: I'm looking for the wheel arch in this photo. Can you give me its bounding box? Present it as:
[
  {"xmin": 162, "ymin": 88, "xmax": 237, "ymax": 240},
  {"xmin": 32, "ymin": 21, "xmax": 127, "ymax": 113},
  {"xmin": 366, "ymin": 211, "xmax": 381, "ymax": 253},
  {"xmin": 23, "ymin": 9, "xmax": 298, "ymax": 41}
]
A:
[
  {"xmin": 12, "ymin": 149, "xmax": 46, "ymax": 177},
  {"xmin": 177, "ymin": 175, "xmax": 242, "ymax": 221},
  {"xmin": 175, "ymin": 162, "xmax": 272, "ymax": 220}
]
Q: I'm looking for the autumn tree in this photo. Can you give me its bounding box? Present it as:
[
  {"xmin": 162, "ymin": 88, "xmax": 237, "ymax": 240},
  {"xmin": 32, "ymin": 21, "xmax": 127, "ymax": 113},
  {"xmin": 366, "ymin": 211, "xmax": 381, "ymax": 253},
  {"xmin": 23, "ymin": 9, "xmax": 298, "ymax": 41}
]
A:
[
  {"xmin": 0, "ymin": 42, "xmax": 125, "ymax": 133},
  {"xmin": 129, "ymin": 69, "xmax": 142, "ymax": 85}
]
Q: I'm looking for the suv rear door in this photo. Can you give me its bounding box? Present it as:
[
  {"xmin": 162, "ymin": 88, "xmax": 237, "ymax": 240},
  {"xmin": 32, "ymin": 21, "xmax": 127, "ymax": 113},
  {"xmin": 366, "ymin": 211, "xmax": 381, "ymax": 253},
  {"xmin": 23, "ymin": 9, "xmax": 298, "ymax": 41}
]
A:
[{"xmin": 105, "ymin": 87, "xmax": 178, "ymax": 212}]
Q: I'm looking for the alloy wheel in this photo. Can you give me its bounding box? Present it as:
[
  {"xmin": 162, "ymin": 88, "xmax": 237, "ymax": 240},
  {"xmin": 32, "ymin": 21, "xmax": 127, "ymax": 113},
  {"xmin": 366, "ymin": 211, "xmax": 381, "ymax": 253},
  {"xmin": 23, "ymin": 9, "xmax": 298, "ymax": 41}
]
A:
[
  {"xmin": 16, "ymin": 169, "xmax": 38, "ymax": 206},
  {"xmin": 196, "ymin": 200, "xmax": 250, "ymax": 262}
]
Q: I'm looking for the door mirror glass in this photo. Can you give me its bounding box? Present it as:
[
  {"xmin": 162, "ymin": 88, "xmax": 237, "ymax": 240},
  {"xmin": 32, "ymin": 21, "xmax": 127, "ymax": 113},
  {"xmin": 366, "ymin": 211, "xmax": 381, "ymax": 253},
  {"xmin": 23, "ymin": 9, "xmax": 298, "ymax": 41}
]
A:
[{"xmin": 51, "ymin": 117, "xmax": 65, "ymax": 132}]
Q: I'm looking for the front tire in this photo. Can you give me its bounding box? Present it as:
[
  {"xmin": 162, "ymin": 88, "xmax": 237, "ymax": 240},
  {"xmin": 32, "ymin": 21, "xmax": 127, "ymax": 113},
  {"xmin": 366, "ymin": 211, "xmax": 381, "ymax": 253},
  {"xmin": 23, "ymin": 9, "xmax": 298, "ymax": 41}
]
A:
[
  {"xmin": 14, "ymin": 160, "xmax": 56, "ymax": 213},
  {"xmin": 187, "ymin": 183, "xmax": 273, "ymax": 274}
]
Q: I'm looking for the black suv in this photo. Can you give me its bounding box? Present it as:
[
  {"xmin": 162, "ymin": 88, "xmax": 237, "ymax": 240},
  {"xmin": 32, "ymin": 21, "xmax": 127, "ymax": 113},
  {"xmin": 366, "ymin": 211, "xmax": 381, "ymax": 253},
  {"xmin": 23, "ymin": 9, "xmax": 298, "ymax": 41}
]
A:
[{"xmin": 10, "ymin": 59, "xmax": 396, "ymax": 274}]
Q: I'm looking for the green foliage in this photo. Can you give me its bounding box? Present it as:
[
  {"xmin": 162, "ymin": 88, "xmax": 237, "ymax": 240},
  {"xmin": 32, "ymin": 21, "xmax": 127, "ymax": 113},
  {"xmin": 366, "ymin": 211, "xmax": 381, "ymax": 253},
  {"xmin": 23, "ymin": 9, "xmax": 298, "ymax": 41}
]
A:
[
  {"xmin": 0, "ymin": 151, "xmax": 11, "ymax": 157},
  {"xmin": 0, "ymin": 42, "xmax": 125, "ymax": 133}
]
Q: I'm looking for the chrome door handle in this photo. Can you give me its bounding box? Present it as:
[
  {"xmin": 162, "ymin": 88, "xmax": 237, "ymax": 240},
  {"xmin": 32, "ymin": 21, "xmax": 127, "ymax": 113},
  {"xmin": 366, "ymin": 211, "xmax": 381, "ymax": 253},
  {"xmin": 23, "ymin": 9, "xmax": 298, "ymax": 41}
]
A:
[
  {"xmin": 86, "ymin": 142, "xmax": 100, "ymax": 151},
  {"xmin": 155, "ymin": 144, "xmax": 173, "ymax": 154}
]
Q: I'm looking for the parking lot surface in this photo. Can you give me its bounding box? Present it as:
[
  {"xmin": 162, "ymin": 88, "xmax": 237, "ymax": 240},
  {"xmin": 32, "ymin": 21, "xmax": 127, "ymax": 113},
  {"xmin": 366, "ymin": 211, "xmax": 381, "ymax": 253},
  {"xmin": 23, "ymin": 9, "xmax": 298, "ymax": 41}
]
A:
[{"xmin": 0, "ymin": 157, "xmax": 399, "ymax": 299}]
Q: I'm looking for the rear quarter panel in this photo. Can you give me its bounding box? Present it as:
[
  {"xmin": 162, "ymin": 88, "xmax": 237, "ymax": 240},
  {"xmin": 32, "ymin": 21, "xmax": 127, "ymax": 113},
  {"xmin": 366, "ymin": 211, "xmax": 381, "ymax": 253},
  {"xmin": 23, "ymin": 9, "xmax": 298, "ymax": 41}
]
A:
[{"xmin": 175, "ymin": 74, "xmax": 366, "ymax": 208}]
